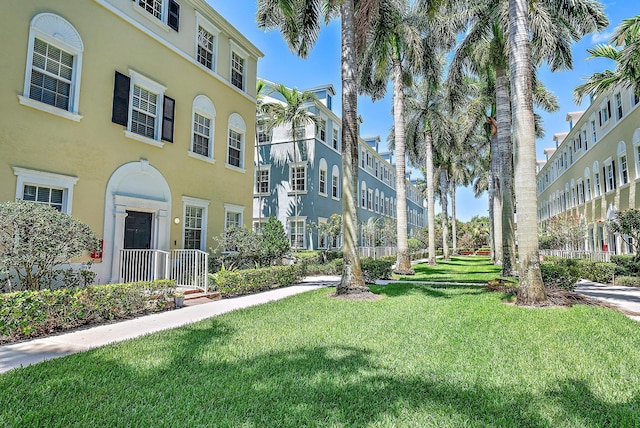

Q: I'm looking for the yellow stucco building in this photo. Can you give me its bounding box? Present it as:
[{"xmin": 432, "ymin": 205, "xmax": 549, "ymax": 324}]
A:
[
  {"xmin": 0, "ymin": 0, "xmax": 263, "ymax": 283},
  {"xmin": 537, "ymin": 85, "xmax": 640, "ymax": 254}
]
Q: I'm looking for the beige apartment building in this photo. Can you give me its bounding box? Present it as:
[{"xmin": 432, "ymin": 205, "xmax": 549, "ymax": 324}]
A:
[
  {"xmin": 537, "ymin": 85, "xmax": 640, "ymax": 254},
  {"xmin": 0, "ymin": 0, "xmax": 263, "ymax": 284}
]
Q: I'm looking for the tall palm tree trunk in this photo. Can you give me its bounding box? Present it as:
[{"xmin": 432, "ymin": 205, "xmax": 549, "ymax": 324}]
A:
[
  {"xmin": 426, "ymin": 131, "xmax": 437, "ymax": 265},
  {"xmin": 496, "ymin": 67, "xmax": 515, "ymax": 275},
  {"xmin": 509, "ymin": 0, "xmax": 546, "ymax": 304},
  {"xmin": 440, "ymin": 169, "xmax": 450, "ymax": 260},
  {"xmin": 338, "ymin": 0, "xmax": 367, "ymax": 294},
  {"xmin": 393, "ymin": 56, "xmax": 414, "ymax": 274},
  {"xmin": 488, "ymin": 118, "xmax": 503, "ymax": 264},
  {"xmin": 451, "ymin": 181, "xmax": 457, "ymax": 254}
]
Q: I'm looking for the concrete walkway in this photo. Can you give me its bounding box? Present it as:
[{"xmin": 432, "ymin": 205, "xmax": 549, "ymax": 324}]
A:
[
  {"xmin": 575, "ymin": 280, "xmax": 640, "ymax": 322},
  {"xmin": 0, "ymin": 276, "xmax": 340, "ymax": 374}
]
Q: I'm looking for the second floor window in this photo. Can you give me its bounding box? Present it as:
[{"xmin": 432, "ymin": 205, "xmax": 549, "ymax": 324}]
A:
[
  {"xmin": 192, "ymin": 113, "xmax": 211, "ymax": 157},
  {"xmin": 228, "ymin": 129, "xmax": 243, "ymax": 167},
  {"xmin": 197, "ymin": 26, "xmax": 215, "ymax": 70},
  {"xmin": 290, "ymin": 165, "xmax": 306, "ymax": 192},
  {"xmin": 231, "ymin": 52, "xmax": 245, "ymax": 90}
]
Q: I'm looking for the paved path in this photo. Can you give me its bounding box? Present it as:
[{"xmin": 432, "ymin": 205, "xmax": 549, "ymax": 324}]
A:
[
  {"xmin": 0, "ymin": 276, "xmax": 339, "ymax": 374},
  {"xmin": 575, "ymin": 280, "xmax": 640, "ymax": 322}
]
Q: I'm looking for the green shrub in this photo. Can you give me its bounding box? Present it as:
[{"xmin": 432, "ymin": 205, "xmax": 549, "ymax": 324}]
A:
[
  {"xmin": 361, "ymin": 257, "xmax": 393, "ymax": 284},
  {"xmin": 610, "ymin": 255, "xmax": 640, "ymax": 277},
  {"xmin": 294, "ymin": 251, "xmax": 323, "ymax": 265},
  {"xmin": 576, "ymin": 260, "xmax": 615, "ymax": 284},
  {"xmin": 540, "ymin": 259, "xmax": 580, "ymax": 290},
  {"xmin": 305, "ymin": 258, "xmax": 343, "ymax": 275},
  {"xmin": 211, "ymin": 264, "xmax": 307, "ymax": 298},
  {"xmin": 616, "ymin": 276, "xmax": 640, "ymax": 287},
  {"xmin": 408, "ymin": 238, "xmax": 425, "ymax": 254},
  {"xmin": 0, "ymin": 280, "xmax": 175, "ymax": 343}
]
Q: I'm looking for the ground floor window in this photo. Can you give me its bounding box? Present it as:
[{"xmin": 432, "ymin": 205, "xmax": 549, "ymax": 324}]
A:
[{"xmin": 289, "ymin": 219, "xmax": 305, "ymax": 249}]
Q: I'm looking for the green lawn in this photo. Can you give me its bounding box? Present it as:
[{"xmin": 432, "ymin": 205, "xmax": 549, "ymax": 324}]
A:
[
  {"xmin": 396, "ymin": 256, "xmax": 502, "ymax": 283},
  {"xmin": 1, "ymin": 281, "xmax": 639, "ymax": 426}
]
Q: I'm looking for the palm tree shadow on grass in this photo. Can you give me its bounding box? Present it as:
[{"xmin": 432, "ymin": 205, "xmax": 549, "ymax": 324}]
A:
[
  {"xmin": 4, "ymin": 319, "xmax": 638, "ymax": 427},
  {"xmin": 370, "ymin": 283, "xmax": 489, "ymax": 299}
]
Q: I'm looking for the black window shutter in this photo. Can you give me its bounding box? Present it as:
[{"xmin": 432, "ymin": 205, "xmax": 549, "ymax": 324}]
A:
[
  {"xmin": 112, "ymin": 71, "xmax": 130, "ymax": 126},
  {"xmin": 599, "ymin": 110, "xmax": 602, "ymax": 126},
  {"xmin": 607, "ymin": 100, "xmax": 611, "ymax": 117},
  {"xmin": 162, "ymin": 95, "xmax": 175, "ymax": 142},
  {"xmin": 168, "ymin": 0, "xmax": 180, "ymax": 31},
  {"xmin": 603, "ymin": 166, "xmax": 607, "ymax": 191}
]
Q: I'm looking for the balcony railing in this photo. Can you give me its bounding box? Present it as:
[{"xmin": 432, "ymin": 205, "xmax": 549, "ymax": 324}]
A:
[
  {"xmin": 170, "ymin": 249, "xmax": 209, "ymax": 293},
  {"xmin": 359, "ymin": 246, "xmax": 397, "ymax": 259}
]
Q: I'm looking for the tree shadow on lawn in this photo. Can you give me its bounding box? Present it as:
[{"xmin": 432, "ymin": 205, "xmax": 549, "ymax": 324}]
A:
[
  {"xmin": 371, "ymin": 282, "xmax": 489, "ymax": 299},
  {"xmin": 2, "ymin": 320, "xmax": 638, "ymax": 427}
]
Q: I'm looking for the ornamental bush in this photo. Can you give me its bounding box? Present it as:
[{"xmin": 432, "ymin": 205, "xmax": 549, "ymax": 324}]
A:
[
  {"xmin": 610, "ymin": 255, "xmax": 640, "ymax": 277},
  {"xmin": 576, "ymin": 260, "xmax": 616, "ymax": 284},
  {"xmin": 360, "ymin": 257, "xmax": 393, "ymax": 283},
  {"xmin": 616, "ymin": 276, "xmax": 640, "ymax": 287},
  {"xmin": 0, "ymin": 279, "xmax": 175, "ymax": 343},
  {"xmin": 0, "ymin": 200, "xmax": 98, "ymax": 291}
]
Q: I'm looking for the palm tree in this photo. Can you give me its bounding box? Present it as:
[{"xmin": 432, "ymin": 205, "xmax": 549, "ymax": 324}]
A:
[
  {"xmin": 261, "ymin": 84, "xmax": 319, "ymax": 229},
  {"xmin": 575, "ymin": 15, "xmax": 640, "ymax": 102},
  {"xmin": 508, "ymin": 0, "xmax": 545, "ymax": 303},
  {"xmin": 358, "ymin": 0, "xmax": 454, "ymax": 274},
  {"xmin": 405, "ymin": 74, "xmax": 452, "ymax": 266},
  {"xmin": 257, "ymin": 0, "xmax": 370, "ymax": 295}
]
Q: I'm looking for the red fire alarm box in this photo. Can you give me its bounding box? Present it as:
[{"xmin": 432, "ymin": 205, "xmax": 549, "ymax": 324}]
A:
[{"xmin": 91, "ymin": 239, "xmax": 104, "ymax": 262}]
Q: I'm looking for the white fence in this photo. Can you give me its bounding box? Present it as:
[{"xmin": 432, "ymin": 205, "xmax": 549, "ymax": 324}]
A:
[
  {"xmin": 120, "ymin": 249, "xmax": 208, "ymax": 292},
  {"xmin": 119, "ymin": 249, "xmax": 169, "ymax": 283},
  {"xmin": 170, "ymin": 249, "xmax": 208, "ymax": 293},
  {"xmin": 540, "ymin": 250, "xmax": 612, "ymax": 263},
  {"xmin": 358, "ymin": 246, "xmax": 397, "ymax": 258}
]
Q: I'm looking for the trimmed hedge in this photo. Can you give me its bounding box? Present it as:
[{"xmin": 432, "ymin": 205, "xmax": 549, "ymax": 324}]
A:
[
  {"xmin": 361, "ymin": 257, "xmax": 393, "ymax": 283},
  {"xmin": 616, "ymin": 276, "xmax": 640, "ymax": 287},
  {"xmin": 211, "ymin": 264, "xmax": 307, "ymax": 298},
  {"xmin": 610, "ymin": 255, "xmax": 640, "ymax": 277},
  {"xmin": 540, "ymin": 259, "xmax": 580, "ymax": 290},
  {"xmin": 0, "ymin": 280, "xmax": 175, "ymax": 343},
  {"xmin": 577, "ymin": 260, "xmax": 615, "ymax": 284}
]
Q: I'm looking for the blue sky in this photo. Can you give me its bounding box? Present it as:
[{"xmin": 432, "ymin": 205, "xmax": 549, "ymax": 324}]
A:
[{"xmin": 207, "ymin": 0, "xmax": 640, "ymax": 221}]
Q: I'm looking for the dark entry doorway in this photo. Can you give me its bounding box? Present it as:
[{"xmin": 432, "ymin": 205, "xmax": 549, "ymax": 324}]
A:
[{"xmin": 124, "ymin": 211, "xmax": 152, "ymax": 249}]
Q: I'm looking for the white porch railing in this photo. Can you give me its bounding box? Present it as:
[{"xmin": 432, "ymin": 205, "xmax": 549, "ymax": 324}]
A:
[
  {"xmin": 540, "ymin": 250, "xmax": 612, "ymax": 263},
  {"xmin": 359, "ymin": 246, "xmax": 397, "ymax": 259},
  {"xmin": 120, "ymin": 249, "xmax": 209, "ymax": 292},
  {"xmin": 119, "ymin": 249, "xmax": 170, "ymax": 283},
  {"xmin": 170, "ymin": 249, "xmax": 209, "ymax": 293}
]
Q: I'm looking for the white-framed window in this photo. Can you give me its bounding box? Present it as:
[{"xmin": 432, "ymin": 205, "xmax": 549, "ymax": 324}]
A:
[
  {"xmin": 13, "ymin": 167, "xmax": 78, "ymax": 215},
  {"xmin": 361, "ymin": 148, "xmax": 366, "ymax": 168},
  {"xmin": 332, "ymin": 166, "xmax": 340, "ymax": 199},
  {"xmin": 257, "ymin": 121, "xmax": 272, "ymax": 143},
  {"xmin": 134, "ymin": 0, "xmax": 180, "ymax": 30},
  {"xmin": 594, "ymin": 172, "xmax": 601, "ymax": 197},
  {"xmin": 182, "ymin": 196, "xmax": 209, "ymax": 251},
  {"xmin": 583, "ymin": 130, "xmax": 588, "ymax": 151},
  {"xmin": 129, "ymin": 71, "xmax": 166, "ymax": 142},
  {"xmin": 620, "ymin": 155, "xmax": 629, "ymax": 184},
  {"xmin": 255, "ymin": 166, "xmax": 270, "ymax": 195},
  {"xmin": 317, "ymin": 119, "xmax": 326, "ymax": 142},
  {"xmin": 252, "ymin": 218, "xmax": 267, "ymax": 233},
  {"xmin": 196, "ymin": 17, "xmax": 218, "ymax": 71},
  {"xmin": 230, "ymin": 44, "xmax": 247, "ymax": 91},
  {"xmin": 20, "ymin": 14, "xmax": 84, "ymax": 122},
  {"xmin": 224, "ymin": 203, "xmax": 244, "ymax": 229},
  {"xmin": 591, "ymin": 120, "xmax": 597, "ymax": 144},
  {"xmin": 289, "ymin": 162, "xmax": 307, "ymax": 192},
  {"xmin": 333, "ymin": 128, "xmax": 339, "ymax": 151},
  {"xmin": 226, "ymin": 113, "xmax": 246, "ymax": 170},
  {"xmin": 288, "ymin": 217, "xmax": 306, "ymax": 249},
  {"xmin": 368, "ymin": 189, "xmax": 373, "ymax": 211},
  {"xmin": 190, "ymin": 95, "xmax": 216, "ymax": 160},
  {"xmin": 375, "ymin": 190, "xmax": 380, "ymax": 213},
  {"xmin": 317, "ymin": 217, "xmax": 328, "ymax": 249},
  {"xmin": 615, "ymin": 92, "xmax": 623, "ymax": 120},
  {"xmin": 319, "ymin": 169, "xmax": 327, "ymax": 195},
  {"xmin": 633, "ymin": 93, "xmax": 640, "ymax": 107},
  {"xmin": 599, "ymin": 100, "xmax": 611, "ymax": 125},
  {"xmin": 605, "ymin": 160, "xmax": 615, "ymax": 192},
  {"xmin": 361, "ymin": 182, "xmax": 367, "ymax": 208}
]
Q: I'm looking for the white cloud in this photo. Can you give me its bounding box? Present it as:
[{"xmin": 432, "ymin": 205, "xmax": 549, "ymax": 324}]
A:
[{"xmin": 591, "ymin": 31, "xmax": 613, "ymax": 44}]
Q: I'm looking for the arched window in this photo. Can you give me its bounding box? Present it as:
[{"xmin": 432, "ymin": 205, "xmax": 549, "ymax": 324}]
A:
[
  {"xmin": 21, "ymin": 13, "xmax": 84, "ymax": 120},
  {"xmin": 318, "ymin": 158, "xmax": 328, "ymax": 196},
  {"xmin": 190, "ymin": 95, "xmax": 216, "ymax": 160},
  {"xmin": 227, "ymin": 113, "xmax": 246, "ymax": 169},
  {"xmin": 331, "ymin": 165, "xmax": 340, "ymax": 199}
]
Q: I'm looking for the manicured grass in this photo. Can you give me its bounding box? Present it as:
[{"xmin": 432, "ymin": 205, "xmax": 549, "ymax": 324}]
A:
[
  {"xmin": 2, "ymin": 283, "xmax": 640, "ymax": 426},
  {"xmin": 396, "ymin": 256, "xmax": 503, "ymax": 283}
]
